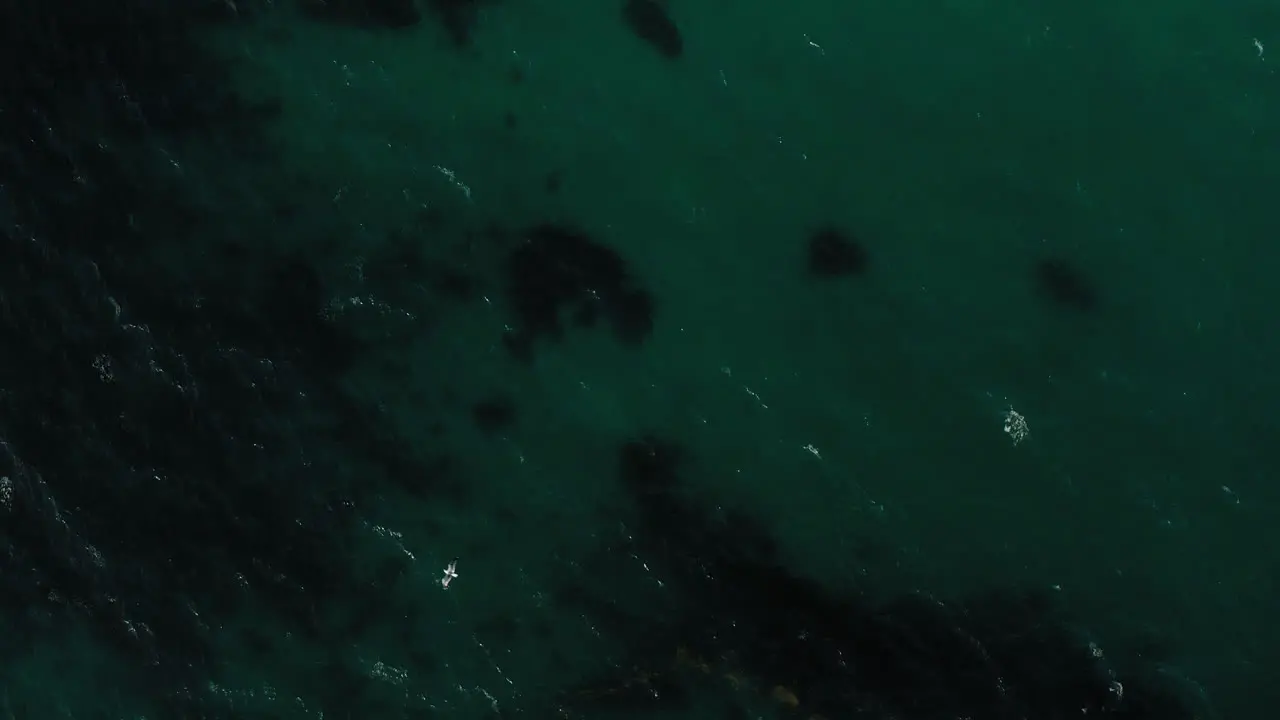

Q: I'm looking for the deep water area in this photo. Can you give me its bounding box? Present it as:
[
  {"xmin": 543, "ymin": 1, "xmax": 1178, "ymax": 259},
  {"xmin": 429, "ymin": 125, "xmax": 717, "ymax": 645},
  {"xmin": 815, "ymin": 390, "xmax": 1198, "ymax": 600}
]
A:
[{"xmin": 2, "ymin": 1, "xmax": 1277, "ymax": 718}]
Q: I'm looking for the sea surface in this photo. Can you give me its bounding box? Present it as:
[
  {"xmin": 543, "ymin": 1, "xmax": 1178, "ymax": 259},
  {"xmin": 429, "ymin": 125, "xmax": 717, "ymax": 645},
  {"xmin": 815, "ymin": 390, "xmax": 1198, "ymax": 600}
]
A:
[{"xmin": 1, "ymin": 1, "xmax": 1277, "ymax": 718}]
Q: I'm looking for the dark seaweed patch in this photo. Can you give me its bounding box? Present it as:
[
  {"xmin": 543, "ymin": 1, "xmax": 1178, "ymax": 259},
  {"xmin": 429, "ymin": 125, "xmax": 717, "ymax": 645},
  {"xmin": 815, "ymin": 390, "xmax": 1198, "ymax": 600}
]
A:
[
  {"xmin": 553, "ymin": 435, "xmax": 1199, "ymax": 720},
  {"xmin": 808, "ymin": 226, "xmax": 869, "ymax": 278},
  {"xmin": 296, "ymin": 0, "xmax": 505, "ymax": 45},
  {"xmin": 433, "ymin": 266, "xmax": 478, "ymax": 300},
  {"xmin": 545, "ymin": 170, "xmax": 564, "ymax": 194},
  {"xmin": 502, "ymin": 223, "xmax": 655, "ymax": 360},
  {"xmin": 298, "ymin": 0, "xmax": 423, "ymax": 28},
  {"xmin": 1035, "ymin": 257, "xmax": 1097, "ymax": 311},
  {"xmin": 365, "ymin": 227, "xmax": 479, "ymax": 305},
  {"xmin": 622, "ymin": 0, "xmax": 684, "ymax": 59},
  {"xmin": 472, "ymin": 394, "xmax": 517, "ymax": 436},
  {"xmin": 0, "ymin": 0, "xmax": 461, "ymax": 713},
  {"xmin": 426, "ymin": 0, "xmax": 487, "ymax": 45}
]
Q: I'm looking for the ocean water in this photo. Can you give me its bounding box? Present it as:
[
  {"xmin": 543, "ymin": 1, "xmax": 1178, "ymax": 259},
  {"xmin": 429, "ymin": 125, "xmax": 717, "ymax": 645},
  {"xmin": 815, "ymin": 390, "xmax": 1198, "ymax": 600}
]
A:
[{"xmin": 2, "ymin": 0, "xmax": 1277, "ymax": 718}]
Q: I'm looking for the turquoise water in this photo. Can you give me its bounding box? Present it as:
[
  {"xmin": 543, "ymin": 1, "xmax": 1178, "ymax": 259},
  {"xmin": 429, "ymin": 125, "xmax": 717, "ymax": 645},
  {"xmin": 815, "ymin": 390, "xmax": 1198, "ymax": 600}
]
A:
[{"xmin": 2, "ymin": 0, "xmax": 1276, "ymax": 718}]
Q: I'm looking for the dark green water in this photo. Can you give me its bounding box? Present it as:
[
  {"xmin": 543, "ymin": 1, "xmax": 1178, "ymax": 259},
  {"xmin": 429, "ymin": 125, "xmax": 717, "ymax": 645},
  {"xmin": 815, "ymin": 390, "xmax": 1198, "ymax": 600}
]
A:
[{"xmin": 2, "ymin": 0, "xmax": 1276, "ymax": 718}]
